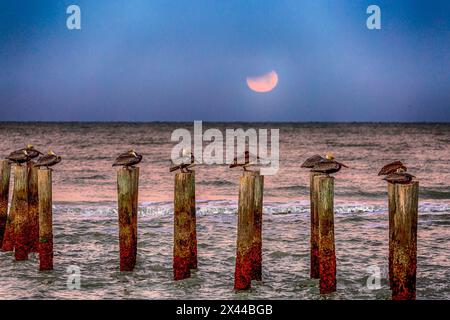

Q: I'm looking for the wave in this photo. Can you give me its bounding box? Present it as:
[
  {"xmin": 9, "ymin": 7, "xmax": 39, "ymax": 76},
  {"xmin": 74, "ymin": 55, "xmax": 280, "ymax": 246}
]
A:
[
  {"xmin": 53, "ymin": 200, "xmax": 450, "ymax": 219},
  {"xmin": 420, "ymin": 189, "xmax": 450, "ymax": 200},
  {"xmin": 198, "ymin": 180, "xmax": 235, "ymax": 187}
]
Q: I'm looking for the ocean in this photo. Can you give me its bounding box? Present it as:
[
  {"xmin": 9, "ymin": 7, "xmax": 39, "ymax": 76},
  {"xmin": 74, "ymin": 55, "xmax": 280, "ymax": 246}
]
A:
[{"xmin": 0, "ymin": 122, "xmax": 449, "ymax": 299}]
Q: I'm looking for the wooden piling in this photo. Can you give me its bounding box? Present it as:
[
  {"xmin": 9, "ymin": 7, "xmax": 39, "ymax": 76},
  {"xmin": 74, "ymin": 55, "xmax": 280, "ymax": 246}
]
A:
[
  {"xmin": 0, "ymin": 160, "xmax": 11, "ymax": 245},
  {"xmin": 387, "ymin": 182, "xmax": 396, "ymax": 289},
  {"xmin": 28, "ymin": 162, "xmax": 39, "ymax": 252},
  {"xmin": 392, "ymin": 181, "xmax": 418, "ymax": 300},
  {"xmin": 250, "ymin": 171, "xmax": 264, "ymax": 281},
  {"xmin": 117, "ymin": 167, "xmax": 139, "ymax": 272},
  {"xmin": 2, "ymin": 165, "xmax": 16, "ymax": 252},
  {"xmin": 310, "ymin": 172, "xmax": 323, "ymax": 279},
  {"xmin": 173, "ymin": 171, "xmax": 197, "ymax": 280},
  {"xmin": 315, "ymin": 175, "xmax": 336, "ymax": 294},
  {"xmin": 234, "ymin": 171, "xmax": 256, "ymax": 290},
  {"xmin": 13, "ymin": 165, "xmax": 30, "ymax": 261},
  {"xmin": 188, "ymin": 173, "xmax": 198, "ymax": 271},
  {"xmin": 38, "ymin": 169, "xmax": 53, "ymax": 271}
]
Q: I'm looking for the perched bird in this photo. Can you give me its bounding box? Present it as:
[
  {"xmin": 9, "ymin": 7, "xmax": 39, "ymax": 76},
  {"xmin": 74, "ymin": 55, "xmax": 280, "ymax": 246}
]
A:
[
  {"xmin": 383, "ymin": 172, "xmax": 415, "ymax": 184},
  {"xmin": 301, "ymin": 154, "xmax": 325, "ymax": 168},
  {"xmin": 35, "ymin": 150, "xmax": 62, "ymax": 169},
  {"xmin": 311, "ymin": 153, "xmax": 348, "ymax": 175},
  {"xmin": 170, "ymin": 149, "xmax": 195, "ymax": 173},
  {"xmin": 21, "ymin": 144, "xmax": 43, "ymax": 159},
  {"xmin": 6, "ymin": 149, "xmax": 30, "ymax": 165},
  {"xmin": 378, "ymin": 161, "xmax": 407, "ymax": 176},
  {"xmin": 229, "ymin": 150, "xmax": 260, "ymax": 171},
  {"xmin": 112, "ymin": 150, "xmax": 142, "ymax": 168}
]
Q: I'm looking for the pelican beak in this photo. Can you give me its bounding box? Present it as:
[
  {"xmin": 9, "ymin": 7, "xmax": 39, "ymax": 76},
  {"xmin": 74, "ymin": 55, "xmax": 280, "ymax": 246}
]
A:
[{"xmin": 340, "ymin": 162, "xmax": 349, "ymax": 168}]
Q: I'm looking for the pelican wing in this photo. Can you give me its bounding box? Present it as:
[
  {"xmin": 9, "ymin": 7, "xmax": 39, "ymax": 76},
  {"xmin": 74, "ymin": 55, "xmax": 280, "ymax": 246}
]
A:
[
  {"xmin": 383, "ymin": 172, "xmax": 415, "ymax": 183},
  {"xmin": 113, "ymin": 153, "xmax": 141, "ymax": 166},
  {"xmin": 35, "ymin": 154, "xmax": 60, "ymax": 167},
  {"xmin": 378, "ymin": 161, "xmax": 405, "ymax": 175},
  {"xmin": 171, "ymin": 155, "xmax": 192, "ymax": 166},
  {"xmin": 24, "ymin": 147, "xmax": 43, "ymax": 158},
  {"xmin": 301, "ymin": 154, "xmax": 324, "ymax": 168},
  {"xmin": 312, "ymin": 160, "xmax": 340, "ymax": 172},
  {"xmin": 6, "ymin": 150, "xmax": 28, "ymax": 162}
]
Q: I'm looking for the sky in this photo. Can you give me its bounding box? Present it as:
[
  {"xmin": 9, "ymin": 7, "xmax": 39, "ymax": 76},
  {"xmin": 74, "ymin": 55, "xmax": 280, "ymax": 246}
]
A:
[{"xmin": 0, "ymin": 0, "xmax": 449, "ymax": 122}]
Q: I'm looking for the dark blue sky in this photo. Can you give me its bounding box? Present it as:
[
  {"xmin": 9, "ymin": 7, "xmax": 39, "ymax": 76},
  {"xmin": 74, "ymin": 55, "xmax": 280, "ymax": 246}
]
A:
[{"xmin": 0, "ymin": 0, "xmax": 449, "ymax": 122}]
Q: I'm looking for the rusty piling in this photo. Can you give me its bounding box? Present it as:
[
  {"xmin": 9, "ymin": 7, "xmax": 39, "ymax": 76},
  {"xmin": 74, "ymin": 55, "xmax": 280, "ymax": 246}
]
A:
[
  {"xmin": 234, "ymin": 171, "xmax": 257, "ymax": 290},
  {"xmin": 250, "ymin": 171, "xmax": 263, "ymax": 281},
  {"xmin": 315, "ymin": 175, "xmax": 336, "ymax": 294},
  {"xmin": 0, "ymin": 160, "xmax": 11, "ymax": 245},
  {"xmin": 391, "ymin": 181, "xmax": 418, "ymax": 300},
  {"xmin": 13, "ymin": 165, "xmax": 30, "ymax": 261},
  {"xmin": 173, "ymin": 171, "xmax": 197, "ymax": 280},
  {"xmin": 310, "ymin": 171, "xmax": 323, "ymax": 279},
  {"xmin": 387, "ymin": 182, "xmax": 396, "ymax": 289},
  {"xmin": 38, "ymin": 168, "xmax": 53, "ymax": 270},
  {"xmin": 28, "ymin": 162, "xmax": 39, "ymax": 252},
  {"xmin": 117, "ymin": 167, "xmax": 139, "ymax": 272}
]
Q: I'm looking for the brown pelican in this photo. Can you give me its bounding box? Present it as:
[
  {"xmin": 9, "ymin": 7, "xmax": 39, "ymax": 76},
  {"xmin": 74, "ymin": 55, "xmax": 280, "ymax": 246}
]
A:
[
  {"xmin": 229, "ymin": 150, "xmax": 260, "ymax": 171},
  {"xmin": 21, "ymin": 144, "xmax": 43, "ymax": 159},
  {"xmin": 301, "ymin": 154, "xmax": 325, "ymax": 168},
  {"xmin": 378, "ymin": 161, "xmax": 407, "ymax": 176},
  {"xmin": 383, "ymin": 172, "xmax": 415, "ymax": 184},
  {"xmin": 6, "ymin": 149, "xmax": 30, "ymax": 165},
  {"xmin": 35, "ymin": 150, "xmax": 62, "ymax": 169},
  {"xmin": 170, "ymin": 149, "xmax": 195, "ymax": 173},
  {"xmin": 112, "ymin": 150, "xmax": 142, "ymax": 167},
  {"xmin": 311, "ymin": 153, "xmax": 348, "ymax": 175}
]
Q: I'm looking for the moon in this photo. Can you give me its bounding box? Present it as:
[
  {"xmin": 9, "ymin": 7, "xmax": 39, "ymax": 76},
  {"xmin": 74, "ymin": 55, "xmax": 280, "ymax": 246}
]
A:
[{"xmin": 246, "ymin": 70, "xmax": 278, "ymax": 93}]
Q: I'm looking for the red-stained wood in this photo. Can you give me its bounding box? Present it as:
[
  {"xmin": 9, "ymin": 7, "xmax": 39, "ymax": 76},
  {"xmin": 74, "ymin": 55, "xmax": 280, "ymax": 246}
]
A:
[
  {"xmin": 234, "ymin": 171, "xmax": 257, "ymax": 290},
  {"xmin": 315, "ymin": 175, "xmax": 336, "ymax": 294},
  {"xmin": 13, "ymin": 165, "xmax": 30, "ymax": 261},
  {"xmin": 310, "ymin": 172, "xmax": 323, "ymax": 279},
  {"xmin": 392, "ymin": 181, "xmax": 418, "ymax": 300},
  {"xmin": 38, "ymin": 168, "xmax": 53, "ymax": 270},
  {"xmin": 117, "ymin": 167, "xmax": 139, "ymax": 272},
  {"xmin": 173, "ymin": 171, "xmax": 196, "ymax": 280},
  {"xmin": 0, "ymin": 160, "xmax": 11, "ymax": 246}
]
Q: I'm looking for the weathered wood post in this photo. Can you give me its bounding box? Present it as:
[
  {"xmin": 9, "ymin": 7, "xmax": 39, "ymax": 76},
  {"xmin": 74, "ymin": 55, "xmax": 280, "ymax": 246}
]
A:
[
  {"xmin": 38, "ymin": 168, "xmax": 53, "ymax": 271},
  {"xmin": 387, "ymin": 182, "xmax": 396, "ymax": 289},
  {"xmin": 2, "ymin": 164, "xmax": 16, "ymax": 252},
  {"xmin": 315, "ymin": 175, "xmax": 336, "ymax": 294},
  {"xmin": 173, "ymin": 171, "xmax": 197, "ymax": 280},
  {"xmin": 392, "ymin": 181, "xmax": 418, "ymax": 300},
  {"xmin": 250, "ymin": 171, "xmax": 264, "ymax": 281},
  {"xmin": 310, "ymin": 172, "xmax": 322, "ymax": 279},
  {"xmin": 117, "ymin": 167, "xmax": 139, "ymax": 272},
  {"xmin": 1, "ymin": 200, "xmax": 15, "ymax": 251},
  {"xmin": 28, "ymin": 162, "xmax": 39, "ymax": 252},
  {"xmin": 0, "ymin": 160, "xmax": 11, "ymax": 245},
  {"xmin": 13, "ymin": 165, "xmax": 30, "ymax": 261},
  {"xmin": 234, "ymin": 171, "xmax": 256, "ymax": 290}
]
